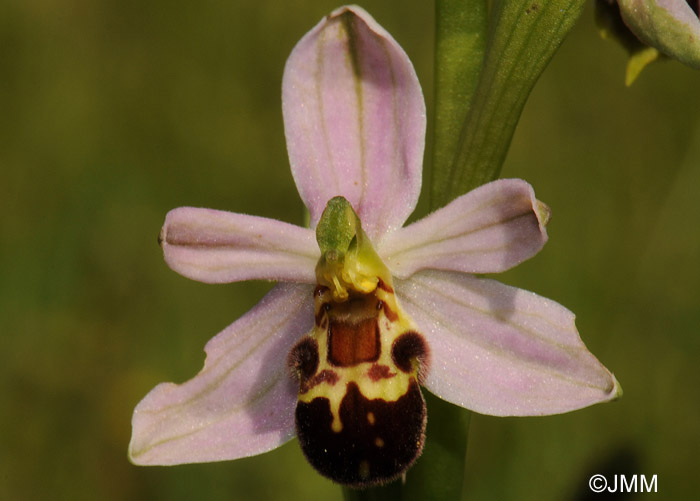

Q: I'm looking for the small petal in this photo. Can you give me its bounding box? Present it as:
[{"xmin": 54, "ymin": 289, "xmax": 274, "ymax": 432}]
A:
[
  {"xmin": 397, "ymin": 270, "xmax": 620, "ymax": 416},
  {"xmin": 380, "ymin": 179, "xmax": 549, "ymax": 279},
  {"xmin": 282, "ymin": 6, "xmax": 425, "ymax": 241},
  {"xmin": 160, "ymin": 207, "xmax": 319, "ymax": 284},
  {"xmin": 129, "ymin": 284, "xmax": 314, "ymax": 465}
]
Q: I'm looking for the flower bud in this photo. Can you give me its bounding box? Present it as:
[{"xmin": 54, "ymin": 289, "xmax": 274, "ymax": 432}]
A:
[{"xmin": 618, "ymin": 0, "xmax": 700, "ymax": 69}]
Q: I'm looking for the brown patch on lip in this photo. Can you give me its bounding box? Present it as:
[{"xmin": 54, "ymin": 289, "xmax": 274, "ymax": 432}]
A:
[
  {"xmin": 328, "ymin": 293, "xmax": 380, "ymax": 321},
  {"xmin": 324, "ymin": 292, "xmax": 383, "ymax": 367},
  {"xmin": 367, "ymin": 364, "xmax": 394, "ymax": 382},
  {"xmin": 391, "ymin": 331, "xmax": 430, "ymax": 383},
  {"xmin": 315, "ymin": 302, "xmax": 331, "ymax": 327},
  {"xmin": 376, "ymin": 278, "xmax": 393, "ymax": 293},
  {"xmin": 314, "ymin": 286, "xmax": 330, "ymax": 326},
  {"xmin": 295, "ymin": 380, "xmax": 426, "ymax": 488},
  {"xmin": 301, "ymin": 369, "xmax": 340, "ymax": 394},
  {"xmin": 328, "ymin": 317, "xmax": 380, "ymax": 367},
  {"xmin": 380, "ymin": 301, "xmax": 398, "ymax": 322},
  {"xmin": 288, "ymin": 337, "xmax": 319, "ymax": 384}
]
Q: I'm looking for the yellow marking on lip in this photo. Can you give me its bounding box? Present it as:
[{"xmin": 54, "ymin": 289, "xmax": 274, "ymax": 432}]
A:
[{"xmin": 297, "ymin": 282, "xmax": 423, "ymax": 434}]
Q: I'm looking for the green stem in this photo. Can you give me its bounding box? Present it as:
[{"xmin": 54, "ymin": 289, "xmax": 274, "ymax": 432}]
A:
[
  {"xmin": 345, "ymin": 1, "xmax": 585, "ymax": 499},
  {"xmin": 401, "ymin": 394, "xmax": 471, "ymax": 501},
  {"xmin": 342, "ymin": 481, "xmax": 402, "ymax": 501},
  {"xmin": 400, "ymin": 2, "xmax": 490, "ymax": 497},
  {"xmin": 431, "ymin": 0, "xmax": 488, "ymax": 209}
]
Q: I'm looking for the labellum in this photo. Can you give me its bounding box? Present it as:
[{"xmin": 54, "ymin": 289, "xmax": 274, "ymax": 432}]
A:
[{"xmin": 288, "ymin": 197, "xmax": 430, "ymax": 487}]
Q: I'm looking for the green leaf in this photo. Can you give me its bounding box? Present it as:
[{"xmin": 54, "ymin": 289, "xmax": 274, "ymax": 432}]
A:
[{"xmin": 431, "ymin": 0, "xmax": 586, "ymax": 207}]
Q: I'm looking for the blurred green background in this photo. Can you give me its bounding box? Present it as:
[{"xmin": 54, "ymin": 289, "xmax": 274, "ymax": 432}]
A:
[{"xmin": 2, "ymin": 1, "xmax": 699, "ymax": 499}]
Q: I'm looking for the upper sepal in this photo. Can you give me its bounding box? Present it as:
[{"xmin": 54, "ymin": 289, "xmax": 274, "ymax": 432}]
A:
[{"xmin": 282, "ymin": 5, "xmax": 425, "ymax": 242}]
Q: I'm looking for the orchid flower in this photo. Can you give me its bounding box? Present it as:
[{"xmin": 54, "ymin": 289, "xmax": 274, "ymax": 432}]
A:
[{"xmin": 129, "ymin": 5, "xmax": 620, "ymax": 488}]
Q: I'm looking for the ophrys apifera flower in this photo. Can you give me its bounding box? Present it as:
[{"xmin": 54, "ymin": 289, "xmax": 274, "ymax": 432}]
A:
[{"xmin": 129, "ymin": 5, "xmax": 620, "ymax": 488}]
